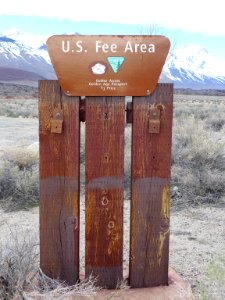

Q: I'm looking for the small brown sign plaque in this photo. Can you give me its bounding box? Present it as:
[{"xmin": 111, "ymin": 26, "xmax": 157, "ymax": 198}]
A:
[{"xmin": 47, "ymin": 35, "xmax": 170, "ymax": 96}]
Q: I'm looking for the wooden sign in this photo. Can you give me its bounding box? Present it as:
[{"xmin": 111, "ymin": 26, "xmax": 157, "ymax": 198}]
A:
[{"xmin": 47, "ymin": 35, "xmax": 170, "ymax": 96}]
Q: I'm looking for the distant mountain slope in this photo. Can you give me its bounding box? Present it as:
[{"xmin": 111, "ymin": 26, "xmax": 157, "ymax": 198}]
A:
[
  {"xmin": 162, "ymin": 44, "xmax": 225, "ymax": 89},
  {"xmin": 0, "ymin": 29, "xmax": 56, "ymax": 85},
  {"xmin": 0, "ymin": 29, "xmax": 224, "ymax": 89},
  {"xmin": 0, "ymin": 67, "xmax": 46, "ymax": 81}
]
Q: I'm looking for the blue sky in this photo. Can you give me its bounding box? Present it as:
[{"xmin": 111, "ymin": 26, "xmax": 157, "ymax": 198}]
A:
[{"xmin": 0, "ymin": 0, "xmax": 225, "ymax": 60}]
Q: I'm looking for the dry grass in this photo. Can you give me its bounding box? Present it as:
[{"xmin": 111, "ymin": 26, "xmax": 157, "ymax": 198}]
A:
[
  {"xmin": 172, "ymin": 99, "xmax": 225, "ymax": 207},
  {"xmin": 26, "ymin": 271, "xmax": 100, "ymax": 300},
  {"xmin": 0, "ymin": 228, "xmax": 39, "ymax": 300},
  {"xmin": 0, "ymin": 99, "xmax": 38, "ymax": 118},
  {"xmin": 0, "ymin": 227, "xmax": 101, "ymax": 300},
  {"xmin": 0, "ymin": 147, "xmax": 39, "ymax": 211},
  {"xmin": 0, "ymin": 83, "xmax": 37, "ymax": 99}
]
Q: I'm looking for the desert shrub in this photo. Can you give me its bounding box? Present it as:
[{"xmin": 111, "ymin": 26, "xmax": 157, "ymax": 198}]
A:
[
  {"xmin": 0, "ymin": 228, "xmax": 100, "ymax": 300},
  {"xmin": 0, "ymin": 230, "xmax": 39, "ymax": 300},
  {"xmin": 172, "ymin": 116, "xmax": 225, "ymax": 206},
  {"xmin": 0, "ymin": 147, "xmax": 39, "ymax": 211},
  {"xmin": 0, "ymin": 99, "xmax": 38, "ymax": 118},
  {"xmin": 3, "ymin": 147, "xmax": 38, "ymax": 172},
  {"xmin": 0, "ymin": 167, "xmax": 17, "ymax": 201},
  {"xmin": 205, "ymin": 116, "xmax": 225, "ymax": 131}
]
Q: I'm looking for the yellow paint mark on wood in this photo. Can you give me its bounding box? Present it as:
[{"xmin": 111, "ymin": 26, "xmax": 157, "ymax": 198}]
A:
[
  {"xmin": 161, "ymin": 185, "xmax": 170, "ymax": 220},
  {"xmin": 157, "ymin": 185, "xmax": 170, "ymax": 266},
  {"xmin": 157, "ymin": 229, "xmax": 169, "ymax": 267}
]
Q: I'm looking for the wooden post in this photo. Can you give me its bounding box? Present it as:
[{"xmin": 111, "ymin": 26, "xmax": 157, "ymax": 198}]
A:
[
  {"xmin": 39, "ymin": 81, "xmax": 80, "ymax": 284},
  {"xmin": 85, "ymin": 97, "xmax": 125, "ymax": 288},
  {"xmin": 129, "ymin": 83, "xmax": 173, "ymax": 287}
]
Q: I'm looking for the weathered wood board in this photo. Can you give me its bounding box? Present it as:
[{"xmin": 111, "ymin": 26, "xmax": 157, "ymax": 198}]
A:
[
  {"xmin": 129, "ymin": 83, "xmax": 173, "ymax": 287},
  {"xmin": 85, "ymin": 96, "xmax": 125, "ymax": 288},
  {"xmin": 39, "ymin": 80, "xmax": 80, "ymax": 284}
]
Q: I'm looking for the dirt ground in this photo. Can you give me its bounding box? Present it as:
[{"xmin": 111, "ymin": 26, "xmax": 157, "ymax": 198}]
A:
[{"xmin": 1, "ymin": 116, "xmax": 225, "ymax": 299}]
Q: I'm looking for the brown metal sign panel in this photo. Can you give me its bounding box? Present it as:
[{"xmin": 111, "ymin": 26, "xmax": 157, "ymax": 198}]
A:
[{"xmin": 47, "ymin": 35, "xmax": 170, "ymax": 96}]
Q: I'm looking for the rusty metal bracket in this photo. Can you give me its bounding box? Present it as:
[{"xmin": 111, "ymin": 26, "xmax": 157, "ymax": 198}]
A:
[
  {"xmin": 149, "ymin": 107, "xmax": 161, "ymax": 134},
  {"xmin": 50, "ymin": 107, "xmax": 63, "ymax": 133}
]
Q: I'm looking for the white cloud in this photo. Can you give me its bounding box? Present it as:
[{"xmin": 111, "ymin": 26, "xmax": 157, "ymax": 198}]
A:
[{"xmin": 1, "ymin": 0, "xmax": 225, "ymax": 36}]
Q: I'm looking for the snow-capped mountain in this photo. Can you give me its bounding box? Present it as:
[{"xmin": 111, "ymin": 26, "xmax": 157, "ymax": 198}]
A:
[
  {"xmin": 163, "ymin": 44, "xmax": 225, "ymax": 89},
  {"xmin": 0, "ymin": 29, "xmax": 56, "ymax": 84},
  {"xmin": 0, "ymin": 29, "xmax": 224, "ymax": 89}
]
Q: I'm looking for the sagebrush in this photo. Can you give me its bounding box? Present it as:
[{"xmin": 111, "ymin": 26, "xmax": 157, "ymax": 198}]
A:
[
  {"xmin": 172, "ymin": 104, "xmax": 225, "ymax": 207},
  {"xmin": 0, "ymin": 228, "xmax": 101, "ymax": 300},
  {"xmin": 0, "ymin": 147, "xmax": 39, "ymax": 211}
]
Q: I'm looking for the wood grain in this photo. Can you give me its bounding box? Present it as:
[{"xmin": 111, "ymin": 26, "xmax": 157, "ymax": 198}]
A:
[
  {"xmin": 39, "ymin": 80, "xmax": 80, "ymax": 284},
  {"xmin": 85, "ymin": 96, "xmax": 125, "ymax": 288},
  {"xmin": 129, "ymin": 83, "xmax": 173, "ymax": 287}
]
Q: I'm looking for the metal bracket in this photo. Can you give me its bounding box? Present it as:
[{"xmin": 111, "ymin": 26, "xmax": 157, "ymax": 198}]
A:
[
  {"xmin": 149, "ymin": 107, "xmax": 161, "ymax": 134},
  {"xmin": 51, "ymin": 107, "xmax": 63, "ymax": 134}
]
